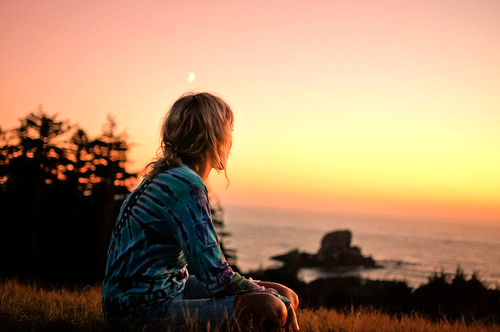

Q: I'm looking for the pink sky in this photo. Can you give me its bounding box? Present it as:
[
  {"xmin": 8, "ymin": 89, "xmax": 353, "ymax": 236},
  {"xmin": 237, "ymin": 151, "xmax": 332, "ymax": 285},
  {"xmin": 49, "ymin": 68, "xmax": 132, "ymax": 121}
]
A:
[{"xmin": 2, "ymin": 0, "xmax": 500, "ymax": 220}]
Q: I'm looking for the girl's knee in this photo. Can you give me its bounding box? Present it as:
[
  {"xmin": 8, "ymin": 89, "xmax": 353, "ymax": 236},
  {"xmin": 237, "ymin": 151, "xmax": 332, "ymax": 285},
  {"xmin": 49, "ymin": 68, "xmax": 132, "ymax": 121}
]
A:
[
  {"xmin": 234, "ymin": 293, "xmax": 287, "ymax": 330},
  {"xmin": 267, "ymin": 294, "xmax": 288, "ymax": 328}
]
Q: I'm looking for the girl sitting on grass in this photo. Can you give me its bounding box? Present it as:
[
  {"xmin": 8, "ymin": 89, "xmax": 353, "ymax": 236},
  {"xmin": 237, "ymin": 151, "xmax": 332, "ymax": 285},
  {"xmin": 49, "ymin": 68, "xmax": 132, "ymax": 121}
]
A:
[{"xmin": 102, "ymin": 92, "xmax": 299, "ymax": 331}]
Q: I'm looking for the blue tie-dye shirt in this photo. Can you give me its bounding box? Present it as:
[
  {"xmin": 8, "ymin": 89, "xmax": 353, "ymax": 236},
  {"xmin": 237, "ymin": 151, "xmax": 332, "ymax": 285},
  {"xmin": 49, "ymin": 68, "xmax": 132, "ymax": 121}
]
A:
[{"xmin": 102, "ymin": 164, "xmax": 263, "ymax": 318}]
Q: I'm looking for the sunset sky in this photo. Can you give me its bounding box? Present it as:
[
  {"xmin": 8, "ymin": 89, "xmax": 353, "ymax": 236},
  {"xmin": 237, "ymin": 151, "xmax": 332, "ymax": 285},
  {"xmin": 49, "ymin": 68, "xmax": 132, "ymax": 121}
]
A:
[{"xmin": 1, "ymin": 0, "xmax": 499, "ymax": 220}]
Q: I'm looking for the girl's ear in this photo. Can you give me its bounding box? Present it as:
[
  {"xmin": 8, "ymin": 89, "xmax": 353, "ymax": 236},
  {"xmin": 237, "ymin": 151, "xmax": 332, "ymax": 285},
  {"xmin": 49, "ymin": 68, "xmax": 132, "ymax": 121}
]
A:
[{"xmin": 192, "ymin": 151, "xmax": 211, "ymax": 180}]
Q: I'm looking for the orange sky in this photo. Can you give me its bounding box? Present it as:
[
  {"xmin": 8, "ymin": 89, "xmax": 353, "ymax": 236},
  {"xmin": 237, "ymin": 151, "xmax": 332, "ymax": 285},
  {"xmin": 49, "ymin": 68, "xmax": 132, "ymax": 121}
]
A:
[{"xmin": 1, "ymin": 0, "xmax": 499, "ymax": 221}]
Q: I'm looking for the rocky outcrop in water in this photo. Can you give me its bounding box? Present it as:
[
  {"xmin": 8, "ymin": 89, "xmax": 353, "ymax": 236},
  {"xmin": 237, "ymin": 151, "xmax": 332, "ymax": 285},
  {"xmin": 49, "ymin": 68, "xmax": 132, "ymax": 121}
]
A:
[{"xmin": 271, "ymin": 229, "xmax": 377, "ymax": 270}]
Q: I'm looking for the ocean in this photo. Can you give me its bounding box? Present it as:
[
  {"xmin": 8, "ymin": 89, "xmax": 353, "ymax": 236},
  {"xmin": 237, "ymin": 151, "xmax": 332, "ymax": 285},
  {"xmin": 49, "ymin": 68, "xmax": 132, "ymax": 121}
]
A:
[{"xmin": 220, "ymin": 204, "xmax": 500, "ymax": 289}]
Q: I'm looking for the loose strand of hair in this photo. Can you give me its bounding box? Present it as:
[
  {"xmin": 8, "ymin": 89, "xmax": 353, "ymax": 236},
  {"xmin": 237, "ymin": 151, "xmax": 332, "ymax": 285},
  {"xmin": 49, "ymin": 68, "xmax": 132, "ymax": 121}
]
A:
[{"xmin": 143, "ymin": 148, "xmax": 182, "ymax": 180}]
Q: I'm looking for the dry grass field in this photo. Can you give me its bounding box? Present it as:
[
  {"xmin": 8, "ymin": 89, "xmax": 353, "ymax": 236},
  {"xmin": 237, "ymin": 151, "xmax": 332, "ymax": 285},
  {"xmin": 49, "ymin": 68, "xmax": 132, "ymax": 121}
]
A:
[{"xmin": 1, "ymin": 279, "xmax": 498, "ymax": 332}]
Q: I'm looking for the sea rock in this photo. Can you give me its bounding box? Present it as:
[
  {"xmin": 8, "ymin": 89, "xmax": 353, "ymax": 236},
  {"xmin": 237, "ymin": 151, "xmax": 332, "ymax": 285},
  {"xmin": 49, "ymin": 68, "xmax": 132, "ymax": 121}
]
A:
[
  {"xmin": 272, "ymin": 229, "xmax": 377, "ymax": 271},
  {"xmin": 317, "ymin": 229, "xmax": 352, "ymax": 261},
  {"xmin": 317, "ymin": 230, "xmax": 376, "ymax": 268}
]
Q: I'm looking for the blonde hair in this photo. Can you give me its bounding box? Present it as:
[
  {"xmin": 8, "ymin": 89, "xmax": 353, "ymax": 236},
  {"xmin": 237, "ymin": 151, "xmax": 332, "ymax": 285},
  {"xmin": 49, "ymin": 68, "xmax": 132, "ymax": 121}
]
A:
[{"xmin": 144, "ymin": 92, "xmax": 234, "ymax": 180}]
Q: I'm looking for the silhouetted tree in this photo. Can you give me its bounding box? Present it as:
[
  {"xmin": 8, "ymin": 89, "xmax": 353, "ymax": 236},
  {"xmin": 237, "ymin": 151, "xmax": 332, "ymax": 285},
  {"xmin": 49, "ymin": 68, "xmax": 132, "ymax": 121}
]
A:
[
  {"xmin": 87, "ymin": 115, "xmax": 136, "ymax": 277},
  {"xmin": 0, "ymin": 108, "xmax": 136, "ymax": 283}
]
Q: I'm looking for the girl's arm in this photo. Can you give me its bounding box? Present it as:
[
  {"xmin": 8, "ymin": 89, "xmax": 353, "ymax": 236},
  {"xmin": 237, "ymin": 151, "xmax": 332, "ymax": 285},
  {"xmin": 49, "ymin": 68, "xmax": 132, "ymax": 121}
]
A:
[{"xmin": 171, "ymin": 184, "xmax": 264, "ymax": 296}]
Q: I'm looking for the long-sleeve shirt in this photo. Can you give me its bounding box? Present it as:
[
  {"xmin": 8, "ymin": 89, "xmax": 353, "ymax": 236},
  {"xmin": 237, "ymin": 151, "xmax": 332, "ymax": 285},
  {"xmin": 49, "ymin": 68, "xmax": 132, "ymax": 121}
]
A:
[{"xmin": 102, "ymin": 164, "xmax": 263, "ymax": 318}]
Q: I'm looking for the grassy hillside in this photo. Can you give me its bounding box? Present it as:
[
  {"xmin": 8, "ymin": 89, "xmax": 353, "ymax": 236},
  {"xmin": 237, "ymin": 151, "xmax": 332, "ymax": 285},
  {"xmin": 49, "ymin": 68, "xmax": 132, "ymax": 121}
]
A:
[{"xmin": 1, "ymin": 279, "xmax": 498, "ymax": 332}]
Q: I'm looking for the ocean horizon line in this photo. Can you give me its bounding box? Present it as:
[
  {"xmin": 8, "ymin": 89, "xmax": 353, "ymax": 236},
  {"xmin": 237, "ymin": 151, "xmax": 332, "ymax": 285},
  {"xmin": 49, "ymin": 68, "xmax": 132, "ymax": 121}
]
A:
[{"xmin": 221, "ymin": 202, "xmax": 500, "ymax": 226}]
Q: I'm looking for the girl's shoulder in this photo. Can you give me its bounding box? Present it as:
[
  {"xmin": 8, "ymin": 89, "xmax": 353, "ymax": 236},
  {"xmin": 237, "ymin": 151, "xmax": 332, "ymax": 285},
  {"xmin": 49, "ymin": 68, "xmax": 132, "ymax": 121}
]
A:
[{"xmin": 153, "ymin": 164, "xmax": 205, "ymax": 193}]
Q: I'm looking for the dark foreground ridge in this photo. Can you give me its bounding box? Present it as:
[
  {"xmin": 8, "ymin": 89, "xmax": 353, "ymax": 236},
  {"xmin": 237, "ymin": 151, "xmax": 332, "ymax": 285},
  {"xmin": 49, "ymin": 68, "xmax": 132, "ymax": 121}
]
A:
[{"xmin": 249, "ymin": 229, "xmax": 500, "ymax": 324}]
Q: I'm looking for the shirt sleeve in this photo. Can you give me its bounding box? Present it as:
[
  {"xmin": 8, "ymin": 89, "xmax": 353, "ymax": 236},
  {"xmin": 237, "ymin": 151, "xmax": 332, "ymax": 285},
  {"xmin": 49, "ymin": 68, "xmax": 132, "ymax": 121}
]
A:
[{"xmin": 170, "ymin": 183, "xmax": 264, "ymax": 297}]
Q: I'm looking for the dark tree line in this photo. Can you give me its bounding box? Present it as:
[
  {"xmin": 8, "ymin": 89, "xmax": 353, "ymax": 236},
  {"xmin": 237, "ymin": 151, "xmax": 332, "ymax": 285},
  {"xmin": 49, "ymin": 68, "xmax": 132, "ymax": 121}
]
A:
[{"xmin": 0, "ymin": 108, "xmax": 136, "ymax": 284}]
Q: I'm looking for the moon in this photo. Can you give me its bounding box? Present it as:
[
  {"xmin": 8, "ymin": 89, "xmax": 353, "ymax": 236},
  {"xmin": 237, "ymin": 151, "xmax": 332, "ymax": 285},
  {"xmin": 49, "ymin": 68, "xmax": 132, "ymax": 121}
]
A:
[{"xmin": 187, "ymin": 72, "xmax": 195, "ymax": 83}]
